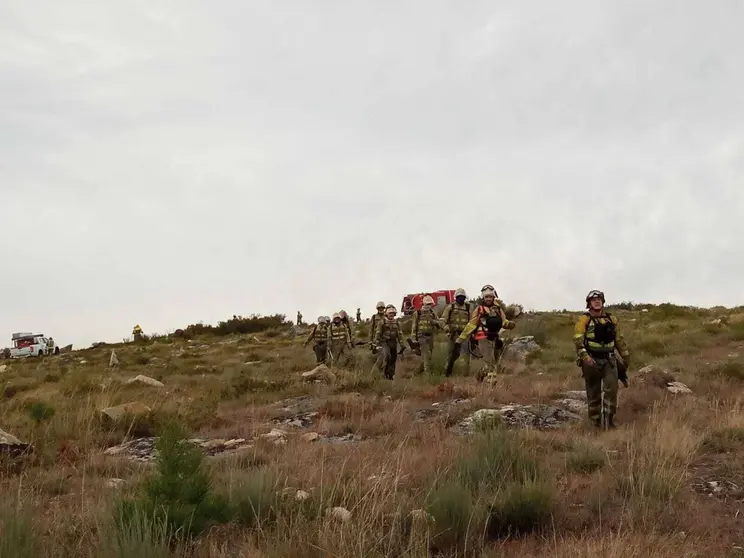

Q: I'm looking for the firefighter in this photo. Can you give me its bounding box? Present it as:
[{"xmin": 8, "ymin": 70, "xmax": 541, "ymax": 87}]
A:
[
  {"xmin": 132, "ymin": 324, "xmax": 143, "ymax": 342},
  {"xmin": 411, "ymin": 294, "xmax": 444, "ymax": 374},
  {"xmin": 369, "ymin": 301, "xmax": 386, "ymax": 345},
  {"xmin": 574, "ymin": 290, "xmax": 631, "ymax": 429},
  {"xmin": 373, "ymin": 304, "xmax": 406, "ymax": 379},
  {"xmin": 441, "ymin": 288, "xmax": 472, "ymax": 376},
  {"xmin": 303, "ymin": 316, "xmax": 329, "ymax": 364},
  {"xmin": 455, "ymin": 285, "xmax": 516, "ymax": 382},
  {"xmin": 327, "ymin": 313, "xmax": 352, "ymax": 365},
  {"xmin": 296, "ymin": 311, "xmax": 302, "ymax": 326},
  {"xmin": 338, "ymin": 310, "xmax": 354, "ymax": 343},
  {"xmin": 356, "ymin": 307, "xmax": 362, "ymax": 322}
]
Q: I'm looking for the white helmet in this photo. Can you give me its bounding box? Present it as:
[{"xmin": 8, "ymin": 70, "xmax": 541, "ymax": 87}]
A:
[{"xmin": 422, "ymin": 294, "xmax": 434, "ymax": 305}]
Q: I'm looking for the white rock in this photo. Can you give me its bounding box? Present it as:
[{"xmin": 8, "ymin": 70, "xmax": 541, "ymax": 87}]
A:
[
  {"xmin": 109, "ymin": 350, "xmax": 119, "ymax": 367},
  {"xmin": 326, "ymin": 507, "xmax": 352, "ymax": 522},
  {"xmin": 295, "ymin": 490, "xmax": 310, "ymax": 501},
  {"xmin": 0, "ymin": 364, "xmax": 8, "ymax": 373},
  {"xmin": 300, "ymin": 364, "xmax": 336, "ymax": 383},
  {"xmin": 261, "ymin": 429, "xmax": 287, "ymax": 444},
  {"xmin": 125, "ymin": 375, "xmax": 164, "ymax": 387},
  {"xmin": 107, "ymin": 478, "xmax": 125, "ymax": 489},
  {"xmin": 301, "ymin": 432, "xmax": 320, "ymax": 443},
  {"xmin": 667, "ymin": 381, "xmax": 692, "ymax": 394}
]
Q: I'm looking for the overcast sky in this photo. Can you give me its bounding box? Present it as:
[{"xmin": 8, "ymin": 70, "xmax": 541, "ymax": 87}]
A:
[{"xmin": 2, "ymin": 1, "xmax": 743, "ymax": 348}]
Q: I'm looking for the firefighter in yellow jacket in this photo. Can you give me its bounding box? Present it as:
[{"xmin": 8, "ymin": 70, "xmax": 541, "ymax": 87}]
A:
[
  {"xmin": 369, "ymin": 301, "xmax": 386, "ymax": 344},
  {"xmin": 303, "ymin": 316, "xmax": 329, "ymax": 364},
  {"xmin": 373, "ymin": 304, "xmax": 406, "ymax": 379},
  {"xmin": 441, "ymin": 288, "xmax": 472, "ymax": 376},
  {"xmin": 455, "ymin": 285, "xmax": 515, "ymax": 382},
  {"xmin": 327, "ymin": 313, "xmax": 352, "ymax": 366},
  {"xmin": 411, "ymin": 294, "xmax": 444, "ymax": 374},
  {"xmin": 573, "ymin": 290, "xmax": 630, "ymax": 429}
]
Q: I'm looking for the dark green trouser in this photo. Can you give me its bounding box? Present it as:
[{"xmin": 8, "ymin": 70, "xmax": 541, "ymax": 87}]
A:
[
  {"xmin": 446, "ymin": 332, "xmax": 470, "ymax": 375},
  {"xmin": 476, "ymin": 337, "xmax": 504, "ymax": 381},
  {"xmin": 581, "ymin": 356, "xmax": 619, "ymax": 427},
  {"xmin": 312, "ymin": 343, "xmax": 327, "ymax": 364},
  {"xmin": 329, "ymin": 341, "xmax": 348, "ymax": 367},
  {"xmin": 374, "ymin": 341, "xmax": 398, "ymax": 379},
  {"xmin": 417, "ymin": 334, "xmax": 434, "ymax": 373}
]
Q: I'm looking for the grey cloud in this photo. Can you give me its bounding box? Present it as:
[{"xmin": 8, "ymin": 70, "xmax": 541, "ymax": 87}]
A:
[{"xmin": 1, "ymin": 0, "xmax": 743, "ymax": 347}]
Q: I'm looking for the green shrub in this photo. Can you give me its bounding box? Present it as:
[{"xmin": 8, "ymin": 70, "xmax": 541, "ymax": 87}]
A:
[
  {"xmin": 426, "ymin": 481, "xmax": 479, "ymax": 550},
  {"xmin": 231, "ymin": 471, "xmax": 280, "ymax": 529},
  {"xmin": 486, "ymin": 479, "xmax": 555, "ymax": 538},
  {"xmin": 115, "ymin": 422, "xmax": 231, "ymax": 541},
  {"xmin": 455, "ymin": 430, "xmax": 540, "ymax": 491}
]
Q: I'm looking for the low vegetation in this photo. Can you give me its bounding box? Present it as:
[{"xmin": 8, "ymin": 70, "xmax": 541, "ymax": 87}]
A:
[{"xmin": 1, "ymin": 304, "xmax": 744, "ymax": 556}]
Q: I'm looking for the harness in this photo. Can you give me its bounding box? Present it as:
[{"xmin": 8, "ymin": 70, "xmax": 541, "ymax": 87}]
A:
[
  {"xmin": 473, "ymin": 304, "xmax": 503, "ymax": 341},
  {"xmin": 445, "ymin": 301, "xmax": 471, "ymax": 332},
  {"xmin": 583, "ymin": 312, "xmax": 616, "ymax": 357}
]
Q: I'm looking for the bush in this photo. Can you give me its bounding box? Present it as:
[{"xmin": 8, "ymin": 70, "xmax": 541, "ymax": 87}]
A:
[
  {"xmin": 426, "ymin": 481, "xmax": 478, "ymax": 550},
  {"xmin": 486, "ymin": 479, "xmax": 555, "ymax": 538},
  {"xmin": 454, "ymin": 430, "xmax": 540, "ymax": 491},
  {"xmin": 180, "ymin": 314, "xmax": 292, "ymax": 339},
  {"xmin": 115, "ymin": 422, "xmax": 231, "ymax": 541}
]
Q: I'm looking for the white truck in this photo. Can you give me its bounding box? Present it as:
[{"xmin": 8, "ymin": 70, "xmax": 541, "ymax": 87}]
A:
[{"xmin": 9, "ymin": 332, "xmax": 59, "ymax": 358}]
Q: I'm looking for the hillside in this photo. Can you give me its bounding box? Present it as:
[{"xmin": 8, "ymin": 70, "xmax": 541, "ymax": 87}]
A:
[{"xmin": 2, "ymin": 304, "xmax": 744, "ymax": 557}]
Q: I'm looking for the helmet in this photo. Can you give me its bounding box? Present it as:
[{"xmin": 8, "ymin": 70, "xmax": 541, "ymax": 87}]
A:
[
  {"xmin": 376, "ymin": 301, "xmax": 385, "ymax": 309},
  {"xmin": 323, "ymin": 316, "xmax": 331, "ymax": 323},
  {"xmin": 481, "ymin": 284, "xmax": 497, "ymax": 298},
  {"xmin": 422, "ymin": 294, "xmax": 434, "ymax": 305},
  {"xmin": 455, "ymin": 288, "xmax": 466, "ymax": 298},
  {"xmin": 339, "ymin": 310, "xmax": 347, "ymax": 319},
  {"xmin": 384, "ymin": 304, "xmax": 397, "ymax": 316},
  {"xmin": 586, "ymin": 290, "xmax": 605, "ymax": 307},
  {"xmin": 332, "ymin": 312, "xmax": 341, "ymax": 320},
  {"xmin": 317, "ymin": 315, "xmax": 324, "ymax": 323}
]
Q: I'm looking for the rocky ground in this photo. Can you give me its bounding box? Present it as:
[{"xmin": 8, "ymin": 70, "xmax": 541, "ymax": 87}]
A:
[{"xmin": 1, "ymin": 304, "xmax": 744, "ymax": 557}]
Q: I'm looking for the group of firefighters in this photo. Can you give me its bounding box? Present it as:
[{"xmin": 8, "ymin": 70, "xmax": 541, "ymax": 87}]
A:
[{"xmin": 303, "ymin": 285, "xmax": 632, "ymax": 430}]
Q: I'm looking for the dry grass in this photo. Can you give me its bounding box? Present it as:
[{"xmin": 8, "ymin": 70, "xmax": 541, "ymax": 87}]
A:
[{"xmin": 2, "ymin": 305, "xmax": 744, "ymax": 556}]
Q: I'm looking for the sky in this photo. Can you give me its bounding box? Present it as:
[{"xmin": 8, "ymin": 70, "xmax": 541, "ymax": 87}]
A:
[{"xmin": 2, "ymin": 0, "xmax": 743, "ymax": 349}]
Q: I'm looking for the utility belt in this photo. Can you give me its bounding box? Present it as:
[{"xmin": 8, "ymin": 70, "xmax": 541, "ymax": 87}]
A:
[
  {"xmin": 587, "ymin": 350, "xmax": 615, "ymax": 360},
  {"xmin": 417, "ymin": 332, "xmax": 434, "ymax": 337}
]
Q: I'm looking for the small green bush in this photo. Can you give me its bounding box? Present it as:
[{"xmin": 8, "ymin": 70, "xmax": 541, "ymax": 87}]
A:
[
  {"xmin": 486, "ymin": 479, "xmax": 556, "ymax": 538},
  {"xmin": 115, "ymin": 422, "xmax": 231, "ymax": 541}
]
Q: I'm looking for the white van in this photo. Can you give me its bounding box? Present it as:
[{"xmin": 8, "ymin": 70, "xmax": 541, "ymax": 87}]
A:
[{"xmin": 9, "ymin": 332, "xmax": 59, "ymax": 358}]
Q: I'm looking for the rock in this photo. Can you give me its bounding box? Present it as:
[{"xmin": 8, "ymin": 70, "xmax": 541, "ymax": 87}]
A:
[
  {"xmin": 0, "ymin": 364, "xmax": 7, "ymax": 373},
  {"xmin": 301, "ymin": 364, "xmax": 336, "ymax": 384},
  {"xmin": 105, "ymin": 435, "xmax": 253, "ymax": 462},
  {"xmin": 326, "ymin": 507, "xmax": 352, "ymax": 522},
  {"xmin": 125, "ymin": 375, "xmax": 164, "ymax": 388},
  {"xmin": 638, "ymin": 365, "xmax": 676, "ymax": 388},
  {"xmin": 502, "ymin": 336, "xmax": 541, "ymax": 361},
  {"xmin": 667, "ymin": 381, "xmax": 692, "ymax": 394},
  {"xmin": 641, "ymin": 309, "xmax": 649, "ymax": 313},
  {"xmin": 100, "ymin": 402, "xmax": 152, "ymax": 422},
  {"xmin": 456, "ymin": 404, "xmax": 580, "ymax": 433},
  {"xmin": 301, "ymin": 432, "xmax": 320, "ymax": 443},
  {"xmin": 0, "ymin": 428, "xmax": 32, "ymax": 456},
  {"xmin": 261, "ymin": 429, "xmax": 287, "ymax": 444},
  {"xmin": 562, "ymin": 391, "xmax": 587, "ymax": 401},
  {"xmin": 107, "ymin": 478, "xmax": 125, "ymax": 489},
  {"xmin": 109, "ymin": 350, "xmax": 119, "ymax": 367},
  {"xmin": 295, "ymin": 490, "xmax": 311, "ymax": 501},
  {"xmin": 638, "ymin": 366, "xmax": 692, "ymax": 394},
  {"xmin": 554, "ymin": 398, "xmax": 586, "ymax": 414}
]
